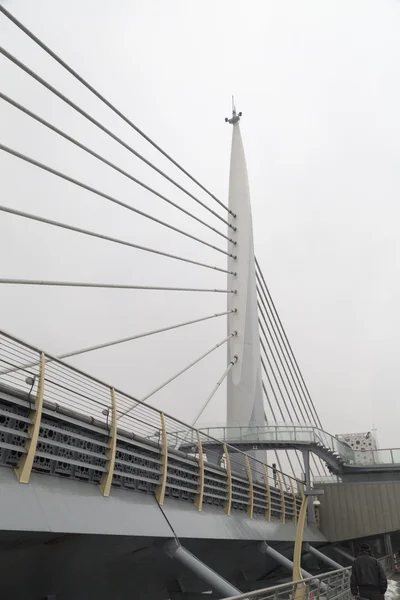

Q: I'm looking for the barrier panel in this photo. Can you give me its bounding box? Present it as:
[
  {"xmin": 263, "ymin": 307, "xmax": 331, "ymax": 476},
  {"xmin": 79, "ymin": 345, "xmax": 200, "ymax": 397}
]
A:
[{"xmin": 0, "ymin": 330, "xmax": 304, "ymax": 521}]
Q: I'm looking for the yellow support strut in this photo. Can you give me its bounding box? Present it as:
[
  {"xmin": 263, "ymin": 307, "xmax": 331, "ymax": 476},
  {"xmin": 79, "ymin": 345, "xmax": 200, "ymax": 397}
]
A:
[
  {"xmin": 98, "ymin": 387, "xmax": 117, "ymax": 497},
  {"xmin": 15, "ymin": 352, "xmax": 45, "ymax": 483}
]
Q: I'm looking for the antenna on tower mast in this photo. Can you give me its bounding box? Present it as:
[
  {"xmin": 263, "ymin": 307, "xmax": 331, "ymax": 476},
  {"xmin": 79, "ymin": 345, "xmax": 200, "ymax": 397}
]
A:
[{"xmin": 225, "ymin": 96, "xmax": 242, "ymax": 124}]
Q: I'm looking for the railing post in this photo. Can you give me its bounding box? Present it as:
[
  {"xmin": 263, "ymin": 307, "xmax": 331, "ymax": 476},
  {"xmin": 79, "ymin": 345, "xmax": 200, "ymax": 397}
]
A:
[
  {"xmin": 99, "ymin": 387, "xmax": 117, "ymax": 497},
  {"xmin": 15, "ymin": 351, "xmax": 45, "ymax": 483},
  {"xmin": 277, "ymin": 471, "xmax": 286, "ymax": 524},
  {"xmin": 223, "ymin": 443, "xmax": 232, "ymax": 516},
  {"xmin": 244, "ymin": 455, "xmax": 254, "ymax": 519},
  {"xmin": 302, "ymin": 449, "xmax": 316, "ymax": 525},
  {"xmin": 156, "ymin": 412, "xmax": 168, "ymax": 505},
  {"xmin": 293, "ymin": 494, "xmax": 308, "ymax": 600},
  {"xmin": 194, "ymin": 431, "xmax": 204, "ymax": 512},
  {"xmin": 290, "ymin": 477, "xmax": 297, "ymax": 524},
  {"xmin": 316, "ymin": 576, "xmax": 322, "ymax": 600},
  {"xmin": 263, "ymin": 464, "xmax": 271, "ymax": 521}
]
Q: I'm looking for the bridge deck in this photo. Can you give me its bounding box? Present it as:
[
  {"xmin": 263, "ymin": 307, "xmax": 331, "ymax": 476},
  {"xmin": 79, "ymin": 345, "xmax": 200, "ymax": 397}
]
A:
[{"xmin": 0, "ymin": 377, "xmax": 303, "ymax": 527}]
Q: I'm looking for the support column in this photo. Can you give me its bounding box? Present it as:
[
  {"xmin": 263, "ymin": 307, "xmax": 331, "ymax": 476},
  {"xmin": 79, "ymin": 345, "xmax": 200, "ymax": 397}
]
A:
[
  {"xmin": 223, "ymin": 443, "xmax": 232, "ymax": 516},
  {"xmin": 258, "ymin": 542, "xmax": 328, "ymax": 592},
  {"xmin": 384, "ymin": 534, "xmax": 393, "ymax": 558},
  {"xmin": 302, "ymin": 450, "xmax": 316, "ymax": 525},
  {"xmin": 194, "ymin": 431, "xmax": 204, "ymax": 512},
  {"xmin": 259, "ymin": 542, "xmax": 311, "ymax": 579},
  {"xmin": 226, "ymin": 105, "xmax": 264, "ymax": 446},
  {"xmin": 98, "ymin": 387, "xmax": 117, "ymax": 497},
  {"xmin": 333, "ymin": 547, "xmax": 355, "ymax": 563},
  {"xmin": 164, "ymin": 539, "xmax": 242, "ymax": 598},
  {"xmin": 15, "ymin": 352, "xmax": 45, "ymax": 483},
  {"xmin": 304, "ymin": 544, "xmax": 343, "ymax": 570},
  {"xmin": 205, "ymin": 448, "xmax": 223, "ymax": 467},
  {"xmin": 156, "ymin": 412, "xmax": 168, "ymax": 505}
]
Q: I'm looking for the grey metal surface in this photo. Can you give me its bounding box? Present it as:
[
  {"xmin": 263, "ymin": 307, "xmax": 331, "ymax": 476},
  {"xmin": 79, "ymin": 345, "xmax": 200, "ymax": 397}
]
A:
[
  {"xmin": 304, "ymin": 543, "xmax": 343, "ymax": 570},
  {"xmin": 0, "ymin": 467, "xmax": 171, "ymax": 537},
  {"xmin": 333, "ymin": 547, "xmax": 355, "ymax": 564},
  {"xmin": 259, "ymin": 542, "xmax": 321, "ymax": 585},
  {"xmin": 0, "ymin": 531, "xmax": 277, "ymax": 600},
  {"xmin": 165, "ymin": 539, "xmax": 242, "ymax": 597},
  {"xmin": 0, "ymin": 335, "xmax": 303, "ymax": 525},
  {"xmin": 0, "ymin": 467, "xmax": 326, "ymax": 542},
  {"xmin": 319, "ymin": 480, "xmax": 400, "ymax": 541}
]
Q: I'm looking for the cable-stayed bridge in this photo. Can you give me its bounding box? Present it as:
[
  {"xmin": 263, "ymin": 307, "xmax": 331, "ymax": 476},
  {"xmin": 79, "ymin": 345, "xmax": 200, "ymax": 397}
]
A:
[{"xmin": 0, "ymin": 6, "xmax": 399, "ymax": 600}]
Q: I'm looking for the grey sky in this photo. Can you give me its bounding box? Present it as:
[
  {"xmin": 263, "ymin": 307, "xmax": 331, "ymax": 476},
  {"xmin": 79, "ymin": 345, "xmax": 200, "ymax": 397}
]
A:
[{"xmin": 1, "ymin": 0, "xmax": 400, "ymax": 448}]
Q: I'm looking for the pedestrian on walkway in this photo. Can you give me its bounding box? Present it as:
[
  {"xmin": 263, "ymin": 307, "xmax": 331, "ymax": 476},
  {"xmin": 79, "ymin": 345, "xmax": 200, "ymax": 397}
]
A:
[{"xmin": 350, "ymin": 543, "xmax": 388, "ymax": 600}]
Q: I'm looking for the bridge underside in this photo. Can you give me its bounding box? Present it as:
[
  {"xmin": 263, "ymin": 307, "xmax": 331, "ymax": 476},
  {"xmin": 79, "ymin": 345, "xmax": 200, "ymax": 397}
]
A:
[
  {"xmin": 0, "ymin": 464, "xmax": 327, "ymax": 599},
  {"xmin": 0, "ymin": 529, "xmax": 333, "ymax": 600}
]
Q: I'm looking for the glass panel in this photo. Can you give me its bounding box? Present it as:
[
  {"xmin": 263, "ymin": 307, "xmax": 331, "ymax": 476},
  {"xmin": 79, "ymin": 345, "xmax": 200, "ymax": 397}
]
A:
[{"xmin": 390, "ymin": 449, "xmax": 400, "ymax": 463}]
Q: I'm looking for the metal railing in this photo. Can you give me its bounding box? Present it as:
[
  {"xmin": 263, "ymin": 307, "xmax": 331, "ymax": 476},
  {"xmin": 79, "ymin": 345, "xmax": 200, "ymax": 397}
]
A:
[
  {"xmin": 354, "ymin": 448, "xmax": 400, "ymax": 466},
  {"xmin": 379, "ymin": 554, "xmax": 394, "ymax": 575},
  {"xmin": 0, "ymin": 329, "xmax": 304, "ymax": 522},
  {"xmin": 220, "ymin": 555, "xmax": 394, "ymax": 600},
  {"xmin": 221, "ymin": 567, "xmax": 352, "ymax": 600},
  {"xmin": 188, "ymin": 425, "xmax": 355, "ymax": 465},
  {"xmin": 313, "ymin": 475, "xmax": 341, "ymax": 484}
]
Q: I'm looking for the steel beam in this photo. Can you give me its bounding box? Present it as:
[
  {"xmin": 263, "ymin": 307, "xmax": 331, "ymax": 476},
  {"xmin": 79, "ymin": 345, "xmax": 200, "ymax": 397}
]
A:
[
  {"xmin": 259, "ymin": 542, "xmax": 310, "ymax": 579},
  {"xmin": 223, "ymin": 443, "xmax": 232, "ymax": 516},
  {"xmin": 164, "ymin": 539, "xmax": 242, "ymax": 598},
  {"xmin": 169, "ymin": 594, "xmax": 218, "ymax": 600},
  {"xmin": 98, "ymin": 387, "xmax": 117, "ymax": 497},
  {"xmin": 194, "ymin": 430, "xmax": 204, "ymax": 512},
  {"xmin": 15, "ymin": 352, "xmax": 45, "ymax": 483},
  {"xmin": 304, "ymin": 543, "xmax": 343, "ymax": 570},
  {"xmin": 333, "ymin": 547, "xmax": 355, "ymax": 563},
  {"xmin": 258, "ymin": 542, "xmax": 328, "ymax": 592},
  {"xmin": 302, "ymin": 450, "xmax": 316, "ymax": 525},
  {"xmin": 155, "ymin": 412, "xmax": 168, "ymax": 505}
]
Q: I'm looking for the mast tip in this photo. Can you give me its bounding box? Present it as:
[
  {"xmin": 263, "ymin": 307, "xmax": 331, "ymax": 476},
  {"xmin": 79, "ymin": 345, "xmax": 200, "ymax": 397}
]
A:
[{"xmin": 225, "ymin": 99, "xmax": 242, "ymax": 124}]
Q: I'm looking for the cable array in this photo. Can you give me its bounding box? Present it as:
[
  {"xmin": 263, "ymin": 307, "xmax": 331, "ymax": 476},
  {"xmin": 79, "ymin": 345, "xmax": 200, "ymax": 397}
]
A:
[
  {"xmin": 0, "ymin": 6, "xmax": 235, "ymax": 218},
  {"xmin": 0, "ymin": 3, "xmax": 238, "ymax": 441},
  {"xmin": 0, "ymin": 5, "xmax": 327, "ymax": 484},
  {"xmin": 255, "ymin": 257, "xmax": 327, "ymax": 477}
]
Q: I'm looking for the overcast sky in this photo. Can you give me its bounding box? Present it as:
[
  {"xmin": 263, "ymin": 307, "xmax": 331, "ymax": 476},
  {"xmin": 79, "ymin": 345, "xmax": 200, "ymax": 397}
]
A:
[{"xmin": 1, "ymin": 0, "xmax": 400, "ymax": 449}]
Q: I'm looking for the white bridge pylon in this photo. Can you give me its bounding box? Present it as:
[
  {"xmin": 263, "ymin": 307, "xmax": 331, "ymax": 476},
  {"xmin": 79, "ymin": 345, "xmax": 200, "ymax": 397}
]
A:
[{"xmin": 226, "ymin": 105, "xmax": 264, "ymax": 435}]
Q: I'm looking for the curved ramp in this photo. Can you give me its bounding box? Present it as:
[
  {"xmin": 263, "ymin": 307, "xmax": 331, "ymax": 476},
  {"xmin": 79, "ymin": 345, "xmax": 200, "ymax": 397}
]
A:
[{"xmin": 177, "ymin": 425, "xmax": 355, "ymax": 474}]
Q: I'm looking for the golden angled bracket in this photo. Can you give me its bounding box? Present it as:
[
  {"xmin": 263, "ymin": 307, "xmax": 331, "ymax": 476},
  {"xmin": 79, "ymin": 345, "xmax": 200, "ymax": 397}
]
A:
[
  {"xmin": 99, "ymin": 387, "xmax": 117, "ymax": 497},
  {"xmin": 15, "ymin": 352, "xmax": 45, "ymax": 483}
]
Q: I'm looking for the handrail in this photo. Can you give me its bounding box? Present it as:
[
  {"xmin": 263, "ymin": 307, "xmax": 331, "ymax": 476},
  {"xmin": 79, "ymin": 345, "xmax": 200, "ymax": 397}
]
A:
[
  {"xmin": 0, "ymin": 329, "xmax": 303, "ymax": 521},
  {"xmin": 353, "ymin": 448, "xmax": 400, "ymax": 466},
  {"xmin": 221, "ymin": 567, "xmax": 351, "ymax": 600},
  {"xmin": 220, "ymin": 555, "xmax": 394, "ymax": 600},
  {"xmin": 195, "ymin": 424, "xmax": 355, "ymax": 464}
]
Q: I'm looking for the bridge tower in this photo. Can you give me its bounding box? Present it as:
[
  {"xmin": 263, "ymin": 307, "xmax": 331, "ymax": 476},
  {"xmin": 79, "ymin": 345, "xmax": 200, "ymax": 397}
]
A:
[{"xmin": 226, "ymin": 103, "xmax": 264, "ymax": 433}]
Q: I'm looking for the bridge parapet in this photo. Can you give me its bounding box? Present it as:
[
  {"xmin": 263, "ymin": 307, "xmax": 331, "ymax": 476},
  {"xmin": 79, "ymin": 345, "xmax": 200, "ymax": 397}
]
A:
[
  {"xmin": 0, "ymin": 329, "xmax": 304, "ymax": 524},
  {"xmin": 220, "ymin": 566, "xmax": 353, "ymax": 600},
  {"xmin": 175, "ymin": 424, "xmax": 355, "ymax": 473},
  {"xmin": 220, "ymin": 555, "xmax": 394, "ymax": 600}
]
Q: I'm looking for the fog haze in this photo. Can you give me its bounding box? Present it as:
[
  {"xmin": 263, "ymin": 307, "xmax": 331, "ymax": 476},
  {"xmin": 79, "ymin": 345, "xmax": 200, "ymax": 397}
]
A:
[{"xmin": 1, "ymin": 0, "xmax": 400, "ymax": 447}]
